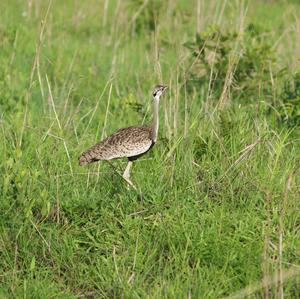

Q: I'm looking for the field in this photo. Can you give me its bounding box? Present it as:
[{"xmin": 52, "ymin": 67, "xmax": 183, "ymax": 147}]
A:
[{"xmin": 1, "ymin": 0, "xmax": 300, "ymax": 298}]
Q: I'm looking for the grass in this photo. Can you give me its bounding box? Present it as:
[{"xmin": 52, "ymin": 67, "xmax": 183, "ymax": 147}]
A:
[{"xmin": 0, "ymin": 0, "xmax": 300, "ymax": 298}]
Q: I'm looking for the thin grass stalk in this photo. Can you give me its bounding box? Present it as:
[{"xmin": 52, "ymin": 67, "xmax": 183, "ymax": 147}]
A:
[{"xmin": 19, "ymin": 0, "xmax": 52, "ymax": 147}]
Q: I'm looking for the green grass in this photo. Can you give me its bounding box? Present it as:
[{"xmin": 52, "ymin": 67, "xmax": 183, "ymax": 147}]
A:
[{"xmin": 1, "ymin": 0, "xmax": 300, "ymax": 298}]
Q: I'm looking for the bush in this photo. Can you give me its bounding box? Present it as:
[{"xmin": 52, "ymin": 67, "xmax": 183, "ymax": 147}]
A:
[
  {"xmin": 277, "ymin": 72, "xmax": 300, "ymax": 128},
  {"xmin": 185, "ymin": 24, "xmax": 277, "ymax": 103}
]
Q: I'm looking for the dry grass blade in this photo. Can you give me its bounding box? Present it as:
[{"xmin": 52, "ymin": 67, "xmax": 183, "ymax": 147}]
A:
[
  {"xmin": 277, "ymin": 172, "xmax": 294, "ymax": 299},
  {"xmin": 217, "ymin": 137, "xmax": 262, "ymax": 183},
  {"xmin": 224, "ymin": 266, "xmax": 300, "ymax": 299},
  {"xmin": 82, "ymin": 78, "xmax": 113, "ymax": 138},
  {"xmin": 30, "ymin": 219, "xmax": 51, "ymax": 252},
  {"xmin": 101, "ymin": 83, "xmax": 113, "ymax": 140},
  {"xmin": 46, "ymin": 74, "xmax": 62, "ymax": 130},
  {"xmin": 19, "ymin": 0, "xmax": 53, "ymax": 147}
]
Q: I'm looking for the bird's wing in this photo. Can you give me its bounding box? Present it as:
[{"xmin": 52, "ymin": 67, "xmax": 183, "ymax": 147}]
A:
[
  {"xmin": 79, "ymin": 125, "xmax": 153, "ymax": 165},
  {"xmin": 103, "ymin": 126, "xmax": 153, "ymax": 159}
]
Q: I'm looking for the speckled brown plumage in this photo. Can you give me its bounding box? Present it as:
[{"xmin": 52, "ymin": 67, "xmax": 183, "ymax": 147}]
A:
[{"xmin": 78, "ymin": 125, "xmax": 154, "ymax": 166}]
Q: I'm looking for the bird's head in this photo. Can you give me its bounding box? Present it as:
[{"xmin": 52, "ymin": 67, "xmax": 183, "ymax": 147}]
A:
[{"xmin": 152, "ymin": 85, "xmax": 168, "ymax": 100}]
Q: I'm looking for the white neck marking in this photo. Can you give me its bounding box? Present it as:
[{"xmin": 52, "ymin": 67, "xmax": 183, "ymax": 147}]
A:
[{"xmin": 151, "ymin": 96, "xmax": 160, "ymax": 142}]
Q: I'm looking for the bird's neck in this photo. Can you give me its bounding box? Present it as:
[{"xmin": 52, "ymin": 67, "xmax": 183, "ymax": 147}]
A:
[{"xmin": 151, "ymin": 96, "xmax": 160, "ymax": 142}]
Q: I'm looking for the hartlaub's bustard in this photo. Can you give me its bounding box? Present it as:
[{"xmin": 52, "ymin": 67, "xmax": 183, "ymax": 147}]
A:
[{"xmin": 78, "ymin": 85, "xmax": 168, "ymax": 187}]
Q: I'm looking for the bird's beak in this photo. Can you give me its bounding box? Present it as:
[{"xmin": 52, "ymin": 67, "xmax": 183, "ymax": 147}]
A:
[{"xmin": 163, "ymin": 86, "xmax": 168, "ymax": 92}]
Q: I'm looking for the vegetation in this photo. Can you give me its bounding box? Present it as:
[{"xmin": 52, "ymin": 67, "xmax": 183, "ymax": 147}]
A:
[{"xmin": 0, "ymin": 0, "xmax": 300, "ymax": 298}]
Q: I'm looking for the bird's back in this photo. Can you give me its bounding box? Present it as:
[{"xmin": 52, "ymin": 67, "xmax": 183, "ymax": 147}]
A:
[{"xmin": 78, "ymin": 125, "xmax": 153, "ymax": 166}]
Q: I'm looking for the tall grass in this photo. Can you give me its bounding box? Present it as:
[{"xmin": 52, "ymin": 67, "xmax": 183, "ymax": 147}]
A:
[{"xmin": 0, "ymin": 0, "xmax": 300, "ymax": 298}]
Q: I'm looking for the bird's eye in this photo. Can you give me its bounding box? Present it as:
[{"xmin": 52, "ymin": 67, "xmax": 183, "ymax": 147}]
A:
[{"xmin": 153, "ymin": 92, "xmax": 157, "ymax": 97}]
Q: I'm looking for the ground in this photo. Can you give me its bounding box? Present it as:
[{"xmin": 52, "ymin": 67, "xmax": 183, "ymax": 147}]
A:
[{"xmin": 0, "ymin": 0, "xmax": 300, "ymax": 298}]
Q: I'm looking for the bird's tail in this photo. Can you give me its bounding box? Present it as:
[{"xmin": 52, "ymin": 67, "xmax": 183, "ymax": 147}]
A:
[
  {"xmin": 78, "ymin": 147, "xmax": 101, "ymax": 166},
  {"xmin": 79, "ymin": 137, "xmax": 113, "ymax": 166}
]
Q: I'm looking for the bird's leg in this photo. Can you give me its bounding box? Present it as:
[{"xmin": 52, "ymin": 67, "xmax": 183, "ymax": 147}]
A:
[
  {"xmin": 122, "ymin": 161, "xmax": 137, "ymax": 190},
  {"xmin": 123, "ymin": 161, "xmax": 132, "ymax": 181}
]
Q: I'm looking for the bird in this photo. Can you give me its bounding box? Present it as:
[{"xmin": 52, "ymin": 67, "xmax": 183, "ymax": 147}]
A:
[{"xmin": 78, "ymin": 84, "xmax": 168, "ymax": 188}]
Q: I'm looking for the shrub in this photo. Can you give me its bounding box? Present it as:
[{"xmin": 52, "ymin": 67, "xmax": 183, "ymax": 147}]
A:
[
  {"xmin": 185, "ymin": 24, "xmax": 277, "ymax": 103},
  {"xmin": 277, "ymin": 72, "xmax": 300, "ymax": 128}
]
